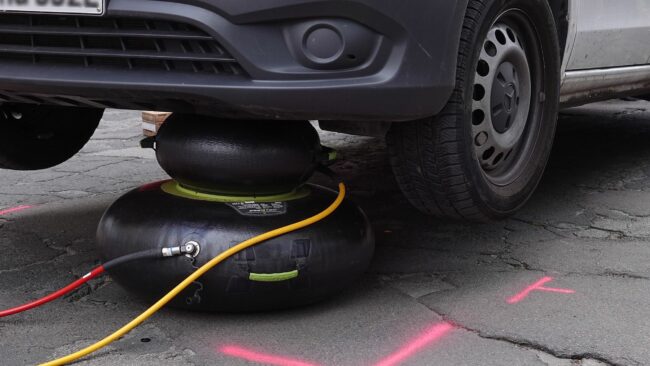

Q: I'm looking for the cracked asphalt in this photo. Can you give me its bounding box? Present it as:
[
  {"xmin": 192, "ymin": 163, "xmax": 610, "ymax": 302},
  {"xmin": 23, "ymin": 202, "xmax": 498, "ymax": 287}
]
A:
[{"xmin": 1, "ymin": 99, "xmax": 650, "ymax": 366}]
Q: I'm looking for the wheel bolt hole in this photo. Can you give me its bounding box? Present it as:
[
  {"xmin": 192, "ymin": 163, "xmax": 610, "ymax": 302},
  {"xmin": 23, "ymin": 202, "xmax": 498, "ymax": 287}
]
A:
[
  {"xmin": 482, "ymin": 147, "xmax": 495, "ymax": 160},
  {"xmin": 477, "ymin": 60, "xmax": 490, "ymax": 77},
  {"xmin": 495, "ymin": 30, "xmax": 507, "ymax": 45},
  {"xmin": 493, "ymin": 153, "xmax": 504, "ymax": 165},
  {"xmin": 484, "ymin": 41, "xmax": 497, "ymax": 57},
  {"xmin": 472, "ymin": 109, "xmax": 485, "ymax": 125},
  {"xmin": 475, "ymin": 131, "xmax": 488, "ymax": 146},
  {"xmin": 473, "ymin": 84, "xmax": 485, "ymax": 101},
  {"xmin": 506, "ymin": 28, "xmax": 516, "ymax": 43}
]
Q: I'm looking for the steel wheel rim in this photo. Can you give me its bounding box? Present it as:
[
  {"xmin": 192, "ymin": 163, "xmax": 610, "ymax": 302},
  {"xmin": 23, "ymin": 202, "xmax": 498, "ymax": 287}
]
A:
[{"xmin": 471, "ymin": 11, "xmax": 539, "ymax": 186}]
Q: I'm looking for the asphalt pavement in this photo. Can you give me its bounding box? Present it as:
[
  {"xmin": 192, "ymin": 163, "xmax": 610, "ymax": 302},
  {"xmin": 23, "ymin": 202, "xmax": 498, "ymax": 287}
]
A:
[{"xmin": 1, "ymin": 100, "xmax": 649, "ymax": 366}]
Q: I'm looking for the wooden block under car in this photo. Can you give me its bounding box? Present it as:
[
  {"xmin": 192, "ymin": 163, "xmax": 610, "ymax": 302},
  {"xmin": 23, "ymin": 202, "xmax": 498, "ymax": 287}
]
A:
[{"xmin": 142, "ymin": 111, "xmax": 172, "ymax": 137}]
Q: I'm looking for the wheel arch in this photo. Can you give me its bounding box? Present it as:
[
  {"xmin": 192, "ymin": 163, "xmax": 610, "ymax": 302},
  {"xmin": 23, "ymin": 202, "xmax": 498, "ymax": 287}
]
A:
[{"xmin": 319, "ymin": 0, "xmax": 568, "ymax": 138}]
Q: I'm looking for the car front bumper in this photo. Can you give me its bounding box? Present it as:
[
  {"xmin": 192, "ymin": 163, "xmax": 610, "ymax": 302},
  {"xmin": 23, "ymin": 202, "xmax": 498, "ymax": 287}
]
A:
[{"xmin": 0, "ymin": 0, "xmax": 467, "ymax": 121}]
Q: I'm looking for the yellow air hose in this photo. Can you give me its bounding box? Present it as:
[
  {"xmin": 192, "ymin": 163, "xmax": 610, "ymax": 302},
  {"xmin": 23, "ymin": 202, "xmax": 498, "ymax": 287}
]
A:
[{"xmin": 40, "ymin": 183, "xmax": 346, "ymax": 366}]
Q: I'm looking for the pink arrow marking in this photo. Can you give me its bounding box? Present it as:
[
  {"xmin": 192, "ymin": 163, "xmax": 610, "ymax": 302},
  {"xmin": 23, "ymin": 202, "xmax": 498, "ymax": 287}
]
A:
[
  {"xmin": 507, "ymin": 276, "xmax": 575, "ymax": 304},
  {"xmin": 0, "ymin": 205, "xmax": 32, "ymax": 217}
]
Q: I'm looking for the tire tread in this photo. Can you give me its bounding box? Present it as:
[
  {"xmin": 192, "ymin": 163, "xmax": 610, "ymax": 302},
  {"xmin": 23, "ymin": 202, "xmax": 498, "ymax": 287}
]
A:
[{"xmin": 387, "ymin": 0, "xmax": 495, "ymax": 221}]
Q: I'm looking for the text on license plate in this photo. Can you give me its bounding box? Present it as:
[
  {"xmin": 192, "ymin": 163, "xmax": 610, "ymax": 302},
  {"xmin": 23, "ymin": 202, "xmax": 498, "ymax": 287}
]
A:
[{"xmin": 0, "ymin": 0, "xmax": 104, "ymax": 15}]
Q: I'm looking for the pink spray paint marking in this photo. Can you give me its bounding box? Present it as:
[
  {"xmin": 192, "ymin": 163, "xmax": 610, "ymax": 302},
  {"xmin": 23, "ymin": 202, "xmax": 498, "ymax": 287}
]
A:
[
  {"xmin": 373, "ymin": 322, "xmax": 455, "ymax": 366},
  {"xmin": 0, "ymin": 205, "xmax": 32, "ymax": 217},
  {"xmin": 219, "ymin": 322, "xmax": 455, "ymax": 366},
  {"xmin": 507, "ymin": 276, "xmax": 575, "ymax": 304},
  {"xmin": 219, "ymin": 345, "xmax": 322, "ymax": 366}
]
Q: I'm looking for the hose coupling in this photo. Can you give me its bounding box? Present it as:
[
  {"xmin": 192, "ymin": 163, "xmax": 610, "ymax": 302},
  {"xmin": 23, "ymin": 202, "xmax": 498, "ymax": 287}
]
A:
[
  {"xmin": 182, "ymin": 241, "xmax": 201, "ymax": 258},
  {"xmin": 161, "ymin": 246, "xmax": 182, "ymax": 257},
  {"xmin": 162, "ymin": 241, "xmax": 200, "ymax": 258}
]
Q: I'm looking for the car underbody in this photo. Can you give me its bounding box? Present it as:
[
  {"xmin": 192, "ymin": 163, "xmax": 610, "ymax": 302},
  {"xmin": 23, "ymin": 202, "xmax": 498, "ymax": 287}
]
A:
[{"xmin": 1, "ymin": 0, "xmax": 650, "ymax": 220}]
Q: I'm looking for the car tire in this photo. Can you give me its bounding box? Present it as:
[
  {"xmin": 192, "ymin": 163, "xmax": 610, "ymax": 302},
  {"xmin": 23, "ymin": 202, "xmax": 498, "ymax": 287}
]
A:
[
  {"xmin": 387, "ymin": 0, "xmax": 561, "ymax": 221},
  {"xmin": 0, "ymin": 104, "xmax": 104, "ymax": 170}
]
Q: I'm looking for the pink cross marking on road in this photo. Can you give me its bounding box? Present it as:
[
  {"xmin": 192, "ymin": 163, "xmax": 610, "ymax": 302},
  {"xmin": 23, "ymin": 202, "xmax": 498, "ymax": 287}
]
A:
[
  {"xmin": 219, "ymin": 345, "xmax": 322, "ymax": 366},
  {"xmin": 373, "ymin": 322, "xmax": 455, "ymax": 366},
  {"xmin": 0, "ymin": 205, "xmax": 33, "ymax": 217},
  {"xmin": 507, "ymin": 276, "xmax": 575, "ymax": 304}
]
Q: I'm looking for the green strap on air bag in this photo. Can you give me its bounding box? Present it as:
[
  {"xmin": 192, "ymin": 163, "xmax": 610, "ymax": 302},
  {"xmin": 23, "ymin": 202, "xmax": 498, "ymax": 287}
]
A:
[{"xmin": 248, "ymin": 270, "xmax": 299, "ymax": 282}]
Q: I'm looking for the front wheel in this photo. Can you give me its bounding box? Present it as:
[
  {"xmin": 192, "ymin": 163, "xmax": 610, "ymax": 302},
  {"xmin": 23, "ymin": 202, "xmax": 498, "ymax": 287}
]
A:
[
  {"xmin": 0, "ymin": 104, "xmax": 103, "ymax": 170},
  {"xmin": 388, "ymin": 0, "xmax": 561, "ymax": 221}
]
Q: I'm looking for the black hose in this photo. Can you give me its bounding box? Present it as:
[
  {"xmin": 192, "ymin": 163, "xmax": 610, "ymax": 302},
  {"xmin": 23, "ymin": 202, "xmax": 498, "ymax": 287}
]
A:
[{"xmin": 103, "ymin": 248, "xmax": 162, "ymax": 271}]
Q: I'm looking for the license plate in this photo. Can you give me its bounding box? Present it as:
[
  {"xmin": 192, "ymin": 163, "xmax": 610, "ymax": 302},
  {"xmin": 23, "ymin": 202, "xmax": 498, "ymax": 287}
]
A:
[{"xmin": 0, "ymin": 0, "xmax": 104, "ymax": 16}]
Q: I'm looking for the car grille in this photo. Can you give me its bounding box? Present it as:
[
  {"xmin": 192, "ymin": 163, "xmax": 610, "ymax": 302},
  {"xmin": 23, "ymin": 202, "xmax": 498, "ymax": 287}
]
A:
[{"xmin": 0, "ymin": 14, "xmax": 245, "ymax": 76}]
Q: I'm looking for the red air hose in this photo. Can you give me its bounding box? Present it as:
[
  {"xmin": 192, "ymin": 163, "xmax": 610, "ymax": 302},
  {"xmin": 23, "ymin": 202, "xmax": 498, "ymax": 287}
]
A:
[
  {"xmin": 0, "ymin": 245, "xmax": 196, "ymax": 318},
  {"xmin": 0, "ymin": 266, "xmax": 105, "ymax": 318}
]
